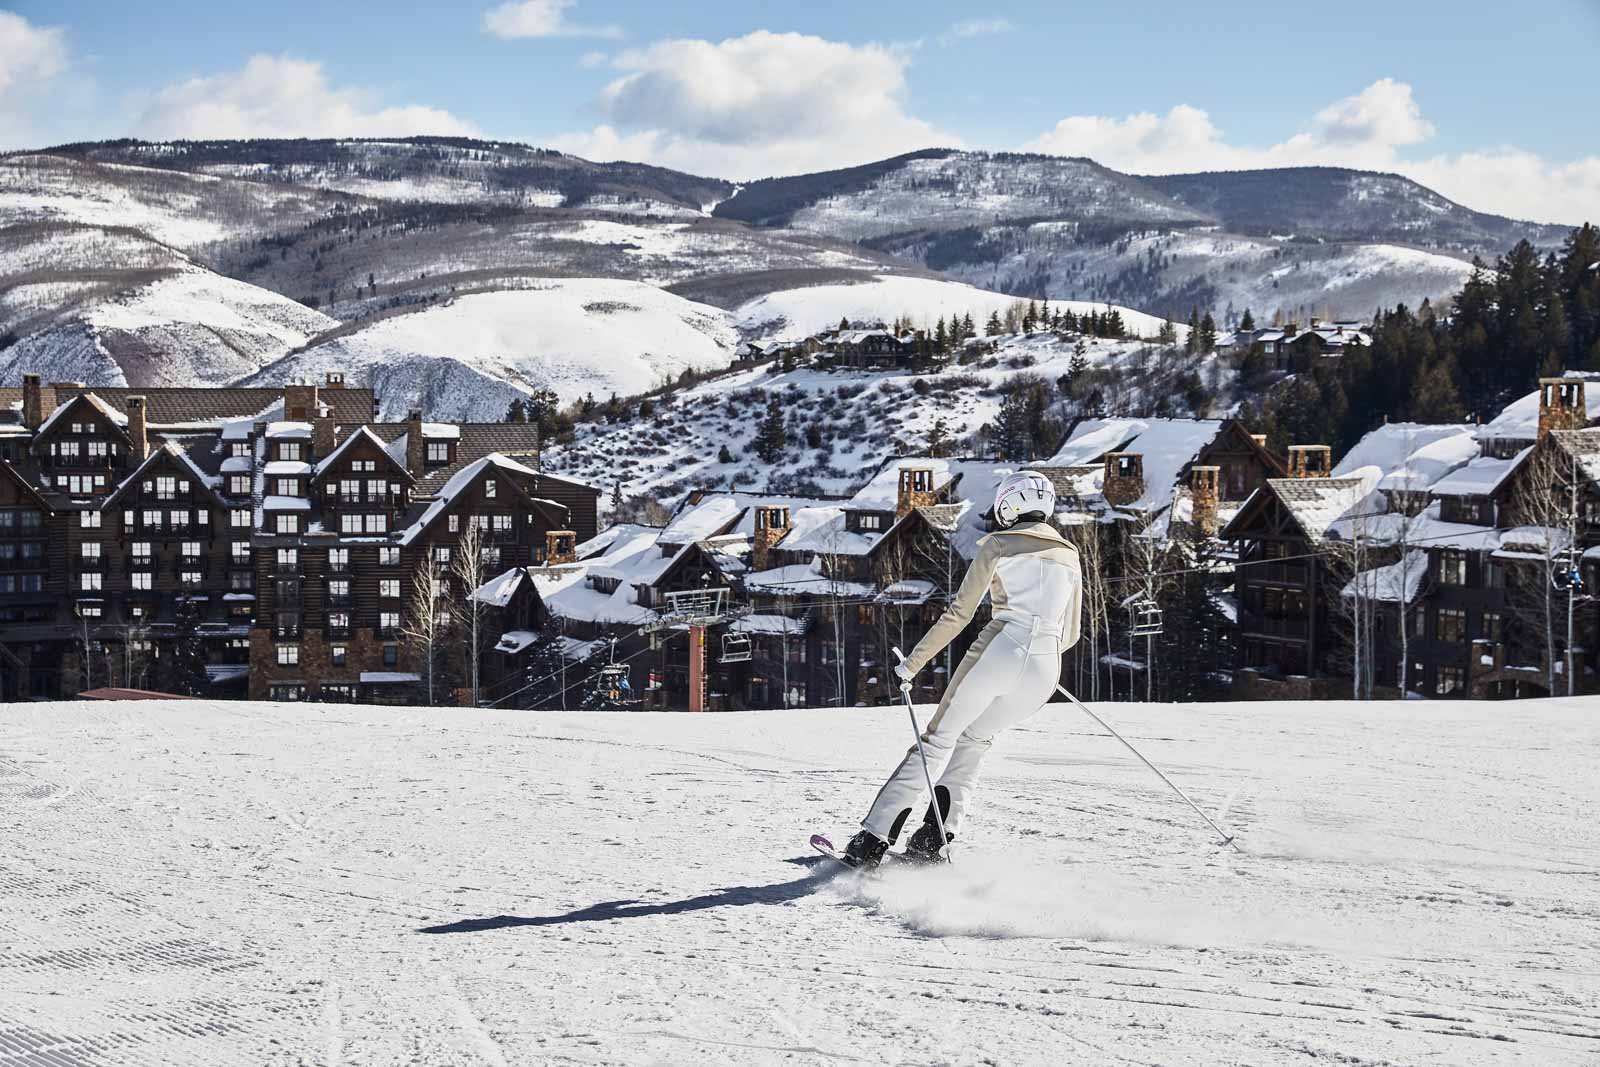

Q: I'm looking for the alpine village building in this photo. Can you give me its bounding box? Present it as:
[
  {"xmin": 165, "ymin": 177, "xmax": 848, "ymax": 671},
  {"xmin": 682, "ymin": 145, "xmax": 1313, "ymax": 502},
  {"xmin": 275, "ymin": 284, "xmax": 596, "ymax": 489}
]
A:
[
  {"xmin": 0, "ymin": 373, "xmax": 597, "ymax": 703},
  {"xmin": 8, "ymin": 368, "xmax": 1599, "ymax": 709}
]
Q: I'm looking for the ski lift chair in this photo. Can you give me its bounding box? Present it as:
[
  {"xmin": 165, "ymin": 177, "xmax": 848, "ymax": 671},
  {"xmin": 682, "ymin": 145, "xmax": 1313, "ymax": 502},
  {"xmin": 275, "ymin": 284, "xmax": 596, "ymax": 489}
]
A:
[
  {"xmin": 721, "ymin": 633, "xmax": 753, "ymax": 663},
  {"xmin": 1129, "ymin": 597, "xmax": 1164, "ymax": 637},
  {"xmin": 597, "ymin": 664, "xmax": 631, "ymax": 702}
]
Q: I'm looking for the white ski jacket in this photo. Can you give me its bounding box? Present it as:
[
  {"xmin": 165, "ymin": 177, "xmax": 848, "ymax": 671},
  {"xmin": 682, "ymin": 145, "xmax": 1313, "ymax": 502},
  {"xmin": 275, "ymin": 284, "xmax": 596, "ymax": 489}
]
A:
[{"xmin": 902, "ymin": 520, "xmax": 1083, "ymax": 674}]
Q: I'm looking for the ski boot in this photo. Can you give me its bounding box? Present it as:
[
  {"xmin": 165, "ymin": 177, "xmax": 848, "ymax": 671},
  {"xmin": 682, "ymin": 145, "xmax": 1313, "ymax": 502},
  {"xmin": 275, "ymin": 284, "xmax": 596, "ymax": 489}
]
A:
[
  {"xmin": 902, "ymin": 807, "xmax": 953, "ymax": 865},
  {"xmin": 842, "ymin": 830, "xmax": 889, "ymax": 870}
]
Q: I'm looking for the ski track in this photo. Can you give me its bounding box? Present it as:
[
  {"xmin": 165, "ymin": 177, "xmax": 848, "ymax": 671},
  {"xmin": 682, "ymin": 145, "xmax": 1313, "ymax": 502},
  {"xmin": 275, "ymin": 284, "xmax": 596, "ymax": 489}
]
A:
[{"xmin": 0, "ymin": 698, "xmax": 1597, "ymax": 1064}]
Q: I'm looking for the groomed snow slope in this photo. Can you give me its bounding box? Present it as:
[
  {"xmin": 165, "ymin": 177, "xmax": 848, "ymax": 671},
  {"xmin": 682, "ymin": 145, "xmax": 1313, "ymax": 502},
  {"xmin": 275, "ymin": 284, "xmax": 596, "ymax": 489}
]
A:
[
  {"xmin": 3, "ymin": 697, "xmax": 1596, "ymax": 1065},
  {"xmin": 252, "ymin": 280, "xmax": 739, "ymax": 420},
  {"xmin": 736, "ymin": 274, "xmax": 1175, "ymax": 341}
]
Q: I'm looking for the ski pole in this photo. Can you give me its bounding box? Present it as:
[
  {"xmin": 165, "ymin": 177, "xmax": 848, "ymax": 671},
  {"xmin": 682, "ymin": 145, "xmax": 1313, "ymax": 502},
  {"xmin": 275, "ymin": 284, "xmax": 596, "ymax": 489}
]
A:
[
  {"xmin": 1054, "ymin": 683, "xmax": 1241, "ymax": 851},
  {"xmin": 893, "ymin": 647, "xmax": 952, "ymax": 863}
]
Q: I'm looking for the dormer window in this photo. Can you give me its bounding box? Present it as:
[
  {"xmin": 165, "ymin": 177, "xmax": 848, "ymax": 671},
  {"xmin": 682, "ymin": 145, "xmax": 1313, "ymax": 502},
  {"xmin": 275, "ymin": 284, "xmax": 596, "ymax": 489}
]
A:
[
  {"xmin": 231, "ymin": 442, "xmax": 251, "ymax": 459},
  {"xmin": 427, "ymin": 441, "xmax": 450, "ymax": 464},
  {"xmin": 275, "ymin": 479, "xmax": 301, "ymax": 497},
  {"xmin": 279, "ymin": 442, "xmax": 303, "ymax": 462},
  {"xmin": 859, "ymin": 514, "xmax": 883, "ymax": 531}
]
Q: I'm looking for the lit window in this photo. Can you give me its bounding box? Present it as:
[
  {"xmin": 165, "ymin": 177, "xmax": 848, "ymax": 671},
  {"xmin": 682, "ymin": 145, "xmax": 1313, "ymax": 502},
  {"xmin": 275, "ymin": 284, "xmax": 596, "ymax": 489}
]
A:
[
  {"xmin": 277, "ymin": 644, "xmax": 300, "ymax": 666},
  {"xmin": 131, "ymin": 572, "xmax": 152, "ymax": 591},
  {"xmin": 80, "ymin": 572, "xmax": 102, "ymax": 591}
]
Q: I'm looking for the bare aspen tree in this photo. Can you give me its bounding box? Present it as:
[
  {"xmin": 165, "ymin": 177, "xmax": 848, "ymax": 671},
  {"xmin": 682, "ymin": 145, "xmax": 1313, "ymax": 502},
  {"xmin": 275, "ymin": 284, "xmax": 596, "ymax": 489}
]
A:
[
  {"xmin": 451, "ymin": 520, "xmax": 489, "ymax": 707},
  {"xmin": 401, "ymin": 559, "xmax": 449, "ymax": 705},
  {"xmin": 1065, "ymin": 520, "xmax": 1109, "ymax": 700},
  {"xmin": 1508, "ymin": 442, "xmax": 1574, "ymax": 694}
]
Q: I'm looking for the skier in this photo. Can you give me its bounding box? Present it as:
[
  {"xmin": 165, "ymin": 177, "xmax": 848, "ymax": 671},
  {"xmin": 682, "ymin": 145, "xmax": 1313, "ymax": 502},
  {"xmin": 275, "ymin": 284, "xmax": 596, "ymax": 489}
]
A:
[{"xmin": 842, "ymin": 470, "xmax": 1082, "ymax": 868}]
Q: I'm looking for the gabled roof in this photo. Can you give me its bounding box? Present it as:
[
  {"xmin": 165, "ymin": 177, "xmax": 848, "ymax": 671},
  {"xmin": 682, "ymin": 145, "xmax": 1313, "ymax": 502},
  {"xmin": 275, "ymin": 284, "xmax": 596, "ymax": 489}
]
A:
[
  {"xmin": 1194, "ymin": 420, "xmax": 1288, "ymax": 477},
  {"xmin": 33, "ymin": 392, "xmax": 132, "ymax": 448},
  {"xmin": 102, "ymin": 442, "xmax": 227, "ymax": 508},
  {"xmin": 0, "ymin": 458, "xmax": 51, "ymax": 511},
  {"xmin": 397, "ymin": 453, "xmax": 564, "ymax": 546},
  {"xmin": 1269, "ymin": 475, "xmax": 1380, "ymax": 544},
  {"xmin": 45, "ymin": 385, "xmax": 376, "ymax": 426},
  {"xmin": 473, "ymin": 566, "xmax": 531, "ymax": 608},
  {"xmin": 312, "ymin": 425, "xmax": 416, "ymax": 484}
]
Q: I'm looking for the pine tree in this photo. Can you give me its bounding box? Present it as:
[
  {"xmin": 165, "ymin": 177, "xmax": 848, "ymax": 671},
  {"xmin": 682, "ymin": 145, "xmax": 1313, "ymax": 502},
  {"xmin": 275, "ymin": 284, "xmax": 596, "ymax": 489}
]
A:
[
  {"xmin": 755, "ymin": 396, "xmax": 787, "ymax": 463},
  {"xmin": 1024, "ymin": 300, "xmax": 1039, "ymax": 333},
  {"xmin": 505, "ymin": 397, "xmax": 527, "ymax": 423},
  {"xmin": 1239, "ymin": 308, "xmax": 1255, "ymax": 331},
  {"xmin": 1157, "ymin": 319, "xmax": 1177, "ymax": 346},
  {"xmin": 962, "ymin": 312, "xmax": 976, "ymax": 341},
  {"xmin": 166, "ymin": 596, "xmax": 208, "ymax": 697},
  {"xmin": 985, "ymin": 310, "xmax": 1003, "ymax": 336},
  {"xmin": 838, "ymin": 316, "xmax": 850, "ymax": 333},
  {"xmin": 609, "ymin": 481, "xmax": 624, "ymax": 516},
  {"xmin": 718, "ymin": 443, "xmax": 735, "ymax": 464},
  {"xmin": 934, "ymin": 317, "xmax": 948, "ymax": 354},
  {"xmin": 1198, "ymin": 312, "xmax": 1217, "ymax": 353},
  {"xmin": 992, "ymin": 390, "xmax": 1034, "ymax": 460},
  {"xmin": 927, "ymin": 416, "xmax": 950, "ymax": 458},
  {"xmin": 1185, "ymin": 308, "xmax": 1199, "ymax": 355}
]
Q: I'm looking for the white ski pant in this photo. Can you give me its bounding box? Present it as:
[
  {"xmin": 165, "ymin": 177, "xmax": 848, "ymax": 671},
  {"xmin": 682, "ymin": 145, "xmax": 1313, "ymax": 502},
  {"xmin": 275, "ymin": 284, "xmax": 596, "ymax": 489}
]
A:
[{"xmin": 863, "ymin": 624, "xmax": 1061, "ymax": 842}]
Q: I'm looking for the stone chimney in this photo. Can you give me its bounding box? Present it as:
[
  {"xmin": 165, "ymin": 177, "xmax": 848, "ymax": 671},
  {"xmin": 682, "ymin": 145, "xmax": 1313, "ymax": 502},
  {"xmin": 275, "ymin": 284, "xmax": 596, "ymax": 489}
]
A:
[
  {"xmin": 1287, "ymin": 444, "xmax": 1332, "ymax": 478},
  {"xmin": 125, "ymin": 395, "xmax": 149, "ymax": 462},
  {"xmin": 1102, "ymin": 452, "xmax": 1144, "ymax": 507},
  {"xmin": 896, "ymin": 466, "xmax": 937, "ymax": 518},
  {"xmin": 324, "ymin": 371, "xmax": 346, "ymax": 390},
  {"xmin": 405, "ymin": 408, "xmax": 424, "ymax": 475},
  {"xmin": 1537, "ymin": 378, "xmax": 1586, "ymax": 438},
  {"xmin": 752, "ymin": 505, "xmax": 792, "ymax": 572},
  {"xmin": 546, "ymin": 530, "xmax": 577, "ymax": 566},
  {"xmin": 1189, "ymin": 465, "xmax": 1220, "ymax": 536},
  {"xmin": 283, "ymin": 380, "xmax": 319, "ymax": 423},
  {"xmin": 21, "ymin": 373, "xmax": 44, "ymax": 429},
  {"xmin": 312, "ymin": 402, "xmax": 335, "ymax": 459}
]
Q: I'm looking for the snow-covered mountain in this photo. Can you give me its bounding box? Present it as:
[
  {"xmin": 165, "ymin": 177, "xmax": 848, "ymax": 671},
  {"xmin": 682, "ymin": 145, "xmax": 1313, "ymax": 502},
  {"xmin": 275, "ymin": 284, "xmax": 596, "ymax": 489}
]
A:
[
  {"xmin": 9, "ymin": 696, "xmax": 1596, "ymax": 1064},
  {"xmin": 716, "ymin": 151, "xmax": 1571, "ymax": 322},
  {"xmin": 545, "ymin": 328, "xmax": 1207, "ymax": 506},
  {"xmin": 247, "ymin": 280, "xmax": 740, "ymax": 421}
]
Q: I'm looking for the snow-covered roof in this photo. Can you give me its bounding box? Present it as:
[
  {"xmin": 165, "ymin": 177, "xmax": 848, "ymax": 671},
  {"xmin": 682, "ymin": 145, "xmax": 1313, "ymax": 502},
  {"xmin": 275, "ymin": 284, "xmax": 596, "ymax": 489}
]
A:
[
  {"xmin": 262, "ymin": 495, "xmax": 311, "ymax": 511},
  {"xmin": 398, "ymin": 453, "xmax": 539, "ymax": 546},
  {"xmin": 263, "ymin": 460, "xmax": 312, "ymax": 476},
  {"xmin": 35, "ymin": 392, "xmax": 129, "ymax": 441},
  {"xmin": 773, "ymin": 510, "xmax": 878, "ymax": 557},
  {"xmin": 360, "ymin": 672, "xmax": 421, "ymax": 684},
  {"xmin": 1430, "ymin": 450, "xmax": 1529, "ymax": 497},
  {"xmin": 313, "ymin": 425, "xmax": 400, "ymax": 478},
  {"xmin": 422, "ymin": 423, "xmax": 461, "ymax": 440},
  {"xmin": 533, "ymin": 530, "xmax": 661, "ymax": 626},
  {"xmin": 494, "ymin": 630, "xmax": 539, "ymax": 654},
  {"xmin": 1332, "ymin": 422, "xmax": 1475, "ymax": 486},
  {"xmin": 1052, "ymin": 418, "xmax": 1222, "ymax": 513},
  {"xmin": 877, "ymin": 579, "xmax": 939, "ymax": 604},
  {"xmin": 744, "ymin": 558, "xmax": 875, "ymax": 598},
  {"xmin": 730, "ymin": 614, "xmax": 808, "ymax": 636},
  {"xmin": 661, "ymin": 495, "xmax": 744, "ymax": 544},
  {"xmin": 220, "ymin": 455, "xmax": 252, "ymax": 473},
  {"xmin": 1274, "ymin": 473, "xmax": 1382, "ymax": 543},
  {"xmin": 848, "ymin": 459, "xmax": 958, "ymax": 511},
  {"xmin": 265, "ymin": 421, "xmax": 312, "ymax": 439},
  {"xmin": 576, "ymin": 522, "xmax": 661, "ymax": 559},
  {"xmin": 1050, "ymin": 418, "xmax": 1145, "ymax": 465},
  {"xmin": 473, "ymin": 566, "xmax": 527, "ymax": 608},
  {"xmin": 1341, "ymin": 550, "xmax": 1430, "ymax": 604},
  {"xmin": 103, "ymin": 440, "xmax": 224, "ymax": 503}
]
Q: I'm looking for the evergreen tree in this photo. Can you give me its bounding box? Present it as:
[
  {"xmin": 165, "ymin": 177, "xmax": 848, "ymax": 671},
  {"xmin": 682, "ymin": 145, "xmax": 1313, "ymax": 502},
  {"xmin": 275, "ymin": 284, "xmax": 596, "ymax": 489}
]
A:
[
  {"xmin": 962, "ymin": 312, "xmax": 976, "ymax": 341},
  {"xmin": 985, "ymin": 310, "xmax": 1004, "ymax": 336},
  {"xmin": 1157, "ymin": 319, "xmax": 1178, "ymax": 346},
  {"xmin": 1197, "ymin": 312, "xmax": 1218, "ymax": 354},
  {"xmin": 505, "ymin": 397, "xmax": 528, "ymax": 423},
  {"xmin": 838, "ymin": 316, "xmax": 850, "ymax": 333},
  {"xmin": 1239, "ymin": 308, "xmax": 1255, "ymax": 331},
  {"xmin": 755, "ymin": 396, "xmax": 787, "ymax": 463},
  {"xmin": 718, "ymin": 443, "xmax": 735, "ymax": 464},
  {"xmin": 927, "ymin": 416, "xmax": 950, "ymax": 458},
  {"xmin": 609, "ymin": 480, "xmax": 624, "ymax": 516},
  {"xmin": 1184, "ymin": 308, "xmax": 1199, "ymax": 355},
  {"xmin": 934, "ymin": 317, "xmax": 948, "ymax": 354},
  {"xmin": 166, "ymin": 597, "xmax": 208, "ymax": 697}
]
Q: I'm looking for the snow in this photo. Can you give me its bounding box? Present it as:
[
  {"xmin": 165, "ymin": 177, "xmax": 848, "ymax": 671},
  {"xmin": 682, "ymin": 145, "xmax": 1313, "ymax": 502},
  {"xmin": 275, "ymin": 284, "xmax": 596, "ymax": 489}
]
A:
[
  {"xmin": 1341, "ymin": 549, "xmax": 1431, "ymax": 603},
  {"xmin": 1049, "ymin": 418, "xmax": 1144, "ymax": 464},
  {"xmin": 493, "ymin": 630, "xmax": 539, "ymax": 655},
  {"xmin": 1054, "ymin": 418, "xmax": 1222, "ymax": 512},
  {"xmin": 5, "ymin": 696, "xmax": 1594, "ymax": 1064},
  {"xmin": 262, "ymin": 460, "xmax": 311, "ymax": 476},
  {"xmin": 261, "ymin": 495, "xmax": 311, "ymax": 511},
  {"xmin": 273, "ymin": 281, "xmax": 739, "ymax": 420},
  {"xmin": 357, "ymin": 672, "xmax": 421, "ymax": 684},
  {"xmin": 421, "ymin": 423, "xmax": 461, "ymax": 440},
  {"xmin": 736, "ymin": 274, "xmax": 1175, "ymax": 342},
  {"xmin": 265, "ymin": 421, "xmax": 311, "ymax": 439},
  {"xmin": 473, "ymin": 566, "xmax": 526, "ymax": 608},
  {"xmin": 1432, "ymin": 450, "xmax": 1530, "ymax": 496},
  {"xmin": 729, "ymin": 614, "xmax": 807, "ymax": 636},
  {"xmin": 1332, "ymin": 421, "xmax": 1476, "ymax": 484}
]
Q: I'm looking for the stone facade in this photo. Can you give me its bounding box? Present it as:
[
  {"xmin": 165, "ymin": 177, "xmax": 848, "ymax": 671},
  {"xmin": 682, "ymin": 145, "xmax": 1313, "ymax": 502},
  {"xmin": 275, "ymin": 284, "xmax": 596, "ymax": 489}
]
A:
[
  {"xmin": 1286, "ymin": 445, "xmax": 1332, "ymax": 478},
  {"xmin": 751, "ymin": 505, "xmax": 791, "ymax": 571},
  {"xmin": 1189, "ymin": 465, "xmax": 1220, "ymax": 536},
  {"xmin": 1537, "ymin": 378, "xmax": 1587, "ymax": 438},
  {"xmin": 1102, "ymin": 453, "xmax": 1144, "ymax": 507},
  {"xmin": 895, "ymin": 467, "xmax": 937, "ymax": 518}
]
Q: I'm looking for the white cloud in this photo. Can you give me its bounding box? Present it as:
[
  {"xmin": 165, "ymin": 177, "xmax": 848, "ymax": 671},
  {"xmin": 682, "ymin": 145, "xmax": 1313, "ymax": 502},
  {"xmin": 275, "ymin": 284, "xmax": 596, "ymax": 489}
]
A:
[
  {"xmin": 483, "ymin": 0, "xmax": 621, "ymax": 40},
  {"xmin": 0, "ymin": 10, "xmax": 69, "ymax": 147},
  {"xmin": 1024, "ymin": 78, "xmax": 1598, "ymax": 225},
  {"xmin": 133, "ymin": 55, "xmax": 478, "ymax": 140},
  {"xmin": 551, "ymin": 31, "xmax": 956, "ymax": 179},
  {"xmin": 939, "ymin": 17, "xmax": 1013, "ymax": 45}
]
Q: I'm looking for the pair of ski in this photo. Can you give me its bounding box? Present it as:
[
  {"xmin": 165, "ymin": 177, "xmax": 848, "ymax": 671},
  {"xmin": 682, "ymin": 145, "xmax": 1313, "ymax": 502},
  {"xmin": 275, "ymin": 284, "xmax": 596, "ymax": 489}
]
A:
[{"xmin": 809, "ymin": 833, "xmax": 944, "ymax": 871}]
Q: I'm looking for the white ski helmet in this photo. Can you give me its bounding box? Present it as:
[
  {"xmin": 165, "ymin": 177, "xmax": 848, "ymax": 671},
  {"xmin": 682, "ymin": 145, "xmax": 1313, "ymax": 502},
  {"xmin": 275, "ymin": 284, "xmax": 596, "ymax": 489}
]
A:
[{"xmin": 992, "ymin": 470, "xmax": 1057, "ymax": 528}]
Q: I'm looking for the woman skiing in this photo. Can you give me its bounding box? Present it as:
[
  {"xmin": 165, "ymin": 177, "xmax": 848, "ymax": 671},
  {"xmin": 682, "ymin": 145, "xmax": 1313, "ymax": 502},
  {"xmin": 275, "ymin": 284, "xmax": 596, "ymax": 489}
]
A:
[{"xmin": 843, "ymin": 470, "xmax": 1082, "ymax": 868}]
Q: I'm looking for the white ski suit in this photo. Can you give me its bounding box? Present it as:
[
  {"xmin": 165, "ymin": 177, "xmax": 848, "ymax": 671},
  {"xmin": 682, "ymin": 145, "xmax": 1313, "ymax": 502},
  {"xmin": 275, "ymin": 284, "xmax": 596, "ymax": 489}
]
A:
[{"xmin": 864, "ymin": 520, "xmax": 1082, "ymax": 842}]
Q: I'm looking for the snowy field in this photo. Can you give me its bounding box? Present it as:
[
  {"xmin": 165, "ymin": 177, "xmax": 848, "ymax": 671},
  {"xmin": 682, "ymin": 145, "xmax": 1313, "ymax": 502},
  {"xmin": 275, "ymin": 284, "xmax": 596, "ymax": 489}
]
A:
[{"xmin": 2, "ymin": 697, "xmax": 1597, "ymax": 1066}]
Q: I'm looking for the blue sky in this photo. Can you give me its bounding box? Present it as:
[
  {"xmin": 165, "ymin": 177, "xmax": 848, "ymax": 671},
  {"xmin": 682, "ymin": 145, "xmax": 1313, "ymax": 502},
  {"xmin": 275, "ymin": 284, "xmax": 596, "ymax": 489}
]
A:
[{"xmin": 2, "ymin": 1, "xmax": 1597, "ymax": 221}]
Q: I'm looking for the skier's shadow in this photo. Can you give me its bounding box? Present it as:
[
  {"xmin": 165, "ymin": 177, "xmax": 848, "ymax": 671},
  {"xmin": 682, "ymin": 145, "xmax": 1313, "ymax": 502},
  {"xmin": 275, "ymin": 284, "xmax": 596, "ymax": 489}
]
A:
[{"xmin": 417, "ymin": 857, "xmax": 835, "ymax": 934}]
